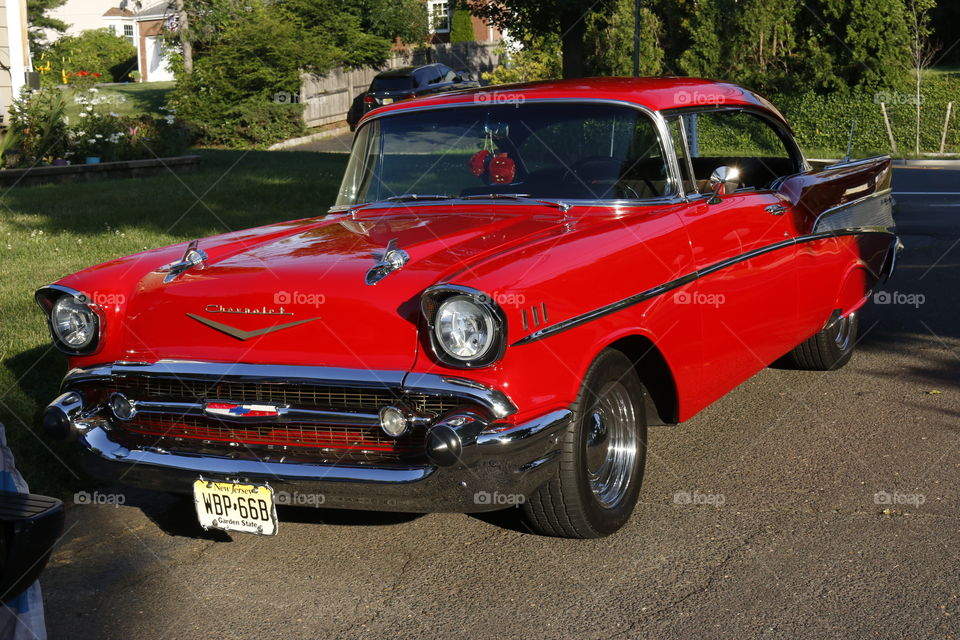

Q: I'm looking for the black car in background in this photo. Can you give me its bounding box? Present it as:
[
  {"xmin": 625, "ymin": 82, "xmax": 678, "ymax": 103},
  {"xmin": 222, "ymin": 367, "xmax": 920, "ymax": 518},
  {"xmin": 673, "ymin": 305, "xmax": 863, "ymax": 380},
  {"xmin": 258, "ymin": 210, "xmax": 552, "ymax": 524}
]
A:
[{"xmin": 346, "ymin": 63, "xmax": 479, "ymax": 131}]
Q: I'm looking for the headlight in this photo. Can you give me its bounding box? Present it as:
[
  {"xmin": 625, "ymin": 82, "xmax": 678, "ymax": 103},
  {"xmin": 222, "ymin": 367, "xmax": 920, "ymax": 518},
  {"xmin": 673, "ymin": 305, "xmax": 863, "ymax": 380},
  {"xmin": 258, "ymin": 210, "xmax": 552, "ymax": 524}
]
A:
[
  {"xmin": 436, "ymin": 296, "xmax": 495, "ymax": 361},
  {"xmin": 51, "ymin": 295, "xmax": 99, "ymax": 350},
  {"xmin": 36, "ymin": 287, "xmax": 103, "ymax": 355},
  {"xmin": 423, "ymin": 287, "xmax": 506, "ymax": 368}
]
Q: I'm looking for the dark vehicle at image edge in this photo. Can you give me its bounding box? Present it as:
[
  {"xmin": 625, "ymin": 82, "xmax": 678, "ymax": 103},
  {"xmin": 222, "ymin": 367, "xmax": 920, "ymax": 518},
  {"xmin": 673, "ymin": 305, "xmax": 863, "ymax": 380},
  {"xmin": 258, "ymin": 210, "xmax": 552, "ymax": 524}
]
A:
[{"xmin": 346, "ymin": 63, "xmax": 478, "ymax": 131}]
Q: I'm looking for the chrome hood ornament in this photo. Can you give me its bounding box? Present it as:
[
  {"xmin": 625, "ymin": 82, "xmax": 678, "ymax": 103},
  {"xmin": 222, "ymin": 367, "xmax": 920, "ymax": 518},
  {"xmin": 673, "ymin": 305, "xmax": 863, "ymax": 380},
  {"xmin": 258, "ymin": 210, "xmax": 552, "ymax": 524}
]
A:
[
  {"xmin": 365, "ymin": 238, "xmax": 409, "ymax": 285},
  {"xmin": 159, "ymin": 240, "xmax": 208, "ymax": 284}
]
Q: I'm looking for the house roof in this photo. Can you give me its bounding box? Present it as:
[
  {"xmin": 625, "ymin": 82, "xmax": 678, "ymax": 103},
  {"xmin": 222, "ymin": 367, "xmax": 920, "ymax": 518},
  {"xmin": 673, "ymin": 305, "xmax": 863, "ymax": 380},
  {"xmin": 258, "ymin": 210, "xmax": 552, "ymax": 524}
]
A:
[
  {"xmin": 136, "ymin": 2, "xmax": 172, "ymax": 18},
  {"xmin": 102, "ymin": 7, "xmax": 135, "ymax": 17}
]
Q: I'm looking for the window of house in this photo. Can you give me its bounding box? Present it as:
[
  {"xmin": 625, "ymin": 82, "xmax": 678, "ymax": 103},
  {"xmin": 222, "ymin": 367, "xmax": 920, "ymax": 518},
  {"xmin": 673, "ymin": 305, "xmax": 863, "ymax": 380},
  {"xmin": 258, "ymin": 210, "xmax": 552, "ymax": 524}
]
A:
[
  {"xmin": 123, "ymin": 24, "xmax": 135, "ymax": 43},
  {"xmin": 428, "ymin": 0, "xmax": 450, "ymax": 33}
]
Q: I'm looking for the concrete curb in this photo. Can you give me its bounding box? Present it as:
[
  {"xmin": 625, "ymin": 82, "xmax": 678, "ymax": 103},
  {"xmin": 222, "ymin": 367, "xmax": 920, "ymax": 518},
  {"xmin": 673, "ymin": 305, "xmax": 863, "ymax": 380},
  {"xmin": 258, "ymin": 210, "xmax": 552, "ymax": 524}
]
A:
[{"xmin": 269, "ymin": 125, "xmax": 351, "ymax": 151}]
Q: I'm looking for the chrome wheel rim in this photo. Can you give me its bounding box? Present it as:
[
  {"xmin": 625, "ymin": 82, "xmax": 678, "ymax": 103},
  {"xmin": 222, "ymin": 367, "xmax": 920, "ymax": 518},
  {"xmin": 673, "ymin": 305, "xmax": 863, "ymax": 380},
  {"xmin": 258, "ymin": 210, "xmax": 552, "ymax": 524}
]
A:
[
  {"xmin": 584, "ymin": 381, "xmax": 639, "ymax": 509},
  {"xmin": 833, "ymin": 312, "xmax": 855, "ymax": 351}
]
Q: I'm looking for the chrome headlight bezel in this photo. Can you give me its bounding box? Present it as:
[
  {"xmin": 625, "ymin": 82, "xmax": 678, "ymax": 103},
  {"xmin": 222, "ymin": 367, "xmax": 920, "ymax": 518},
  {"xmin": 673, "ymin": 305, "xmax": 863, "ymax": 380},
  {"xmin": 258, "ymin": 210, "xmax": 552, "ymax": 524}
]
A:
[
  {"xmin": 35, "ymin": 285, "xmax": 104, "ymax": 356},
  {"xmin": 421, "ymin": 285, "xmax": 507, "ymax": 368}
]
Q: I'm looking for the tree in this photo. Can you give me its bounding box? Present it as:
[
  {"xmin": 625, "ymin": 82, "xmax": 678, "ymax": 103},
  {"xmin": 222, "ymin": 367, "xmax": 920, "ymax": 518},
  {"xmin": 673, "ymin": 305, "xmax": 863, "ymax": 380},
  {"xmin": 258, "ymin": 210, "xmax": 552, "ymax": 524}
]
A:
[
  {"xmin": 41, "ymin": 28, "xmax": 138, "ymax": 85},
  {"xmin": 468, "ymin": 0, "xmax": 613, "ymax": 78},
  {"xmin": 348, "ymin": 0, "xmax": 428, "ymax": 45},
  {"xmin": 586, "ymin": 0, "xmax": 663, "ymax": 76},
  {"xmin": 172, "ymin": 0, "xmax": 395, "ymax": 146},
  {"xmin": 26, "ymin": 0, "xmax": 68, "ymax": 50},
  {"xmin": 450, "ymin": 2, "xmax": 476, "ymax": 43},
  {"xmin": 905, "ymin": 0, "xmax": 938, "ymax": 155},
  {"xmin": 483, "ymin": 36, "xmax": 562, "ymax": 84}
]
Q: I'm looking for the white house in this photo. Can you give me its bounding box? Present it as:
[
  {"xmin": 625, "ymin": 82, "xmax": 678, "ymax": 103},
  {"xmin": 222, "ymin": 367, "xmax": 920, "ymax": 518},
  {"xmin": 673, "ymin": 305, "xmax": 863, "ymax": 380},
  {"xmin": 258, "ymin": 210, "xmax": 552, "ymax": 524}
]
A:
[
  {"xmin": 0, "ymin": 0, "xmax": 30, "ymax": 114},
  {"xmin": 45, "ymin": 0, "xmax": 175, "ymax": 83}
]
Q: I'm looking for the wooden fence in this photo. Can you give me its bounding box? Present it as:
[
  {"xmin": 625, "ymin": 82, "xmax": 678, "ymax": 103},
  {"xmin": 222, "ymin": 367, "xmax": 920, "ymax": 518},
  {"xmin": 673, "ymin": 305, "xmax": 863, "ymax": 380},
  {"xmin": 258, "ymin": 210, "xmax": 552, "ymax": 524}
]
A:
[{"xmin": 299, "ymin": 42, "xmax": 502, "ymax": 128}]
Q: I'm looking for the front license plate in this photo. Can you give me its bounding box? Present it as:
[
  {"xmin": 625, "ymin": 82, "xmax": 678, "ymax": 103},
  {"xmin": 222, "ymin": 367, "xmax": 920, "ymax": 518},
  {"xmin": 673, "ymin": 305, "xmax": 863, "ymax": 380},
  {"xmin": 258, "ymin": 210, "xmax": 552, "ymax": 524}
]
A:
[{"xmin": 193, "ymin": 479, "xmax": 278, "ymax": 536}]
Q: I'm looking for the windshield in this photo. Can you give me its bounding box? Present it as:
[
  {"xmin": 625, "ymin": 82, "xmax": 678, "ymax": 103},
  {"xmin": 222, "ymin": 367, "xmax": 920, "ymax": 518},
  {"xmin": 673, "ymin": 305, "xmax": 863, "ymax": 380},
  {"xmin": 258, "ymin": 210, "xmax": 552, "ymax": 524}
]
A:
[
  {"xmin": 371, "ymin": 77, "xmax": 415, "ymax": 92},
  {"xmin": 335, "ymin": 103, "xmax": 670, "ymax": 207}
]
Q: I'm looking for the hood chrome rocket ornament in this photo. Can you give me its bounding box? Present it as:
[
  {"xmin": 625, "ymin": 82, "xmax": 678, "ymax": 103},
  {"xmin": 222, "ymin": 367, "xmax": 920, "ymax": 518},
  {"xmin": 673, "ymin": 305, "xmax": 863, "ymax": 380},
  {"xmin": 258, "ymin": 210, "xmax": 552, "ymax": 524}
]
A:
[
  {"xmin": 159, "ymin": 240, "xmax": 208, "ymax": 284},
  {"xmin": 365, "ymin": 238, "xmax": 409, "ymax": 285}
]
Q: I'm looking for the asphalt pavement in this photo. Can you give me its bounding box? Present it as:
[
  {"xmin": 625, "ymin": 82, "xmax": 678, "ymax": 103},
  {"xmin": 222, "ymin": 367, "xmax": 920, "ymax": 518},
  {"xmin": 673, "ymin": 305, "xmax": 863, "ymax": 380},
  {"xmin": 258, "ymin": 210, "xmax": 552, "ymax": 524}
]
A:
[{"xmin": 36, "ymin": 167, "xmax": 960, "ymax": 640}]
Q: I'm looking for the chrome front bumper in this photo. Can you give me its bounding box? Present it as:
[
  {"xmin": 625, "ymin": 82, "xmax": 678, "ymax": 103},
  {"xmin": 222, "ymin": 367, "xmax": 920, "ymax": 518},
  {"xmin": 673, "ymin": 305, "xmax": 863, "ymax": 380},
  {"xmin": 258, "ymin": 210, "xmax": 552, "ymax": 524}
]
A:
[
  {"xmin": 77, "ymin": 410, "xmax": 571, "ymax": 512},
  {"xmin": 45, "ymin": 361, "xmax": 571, "ymax": 513}
]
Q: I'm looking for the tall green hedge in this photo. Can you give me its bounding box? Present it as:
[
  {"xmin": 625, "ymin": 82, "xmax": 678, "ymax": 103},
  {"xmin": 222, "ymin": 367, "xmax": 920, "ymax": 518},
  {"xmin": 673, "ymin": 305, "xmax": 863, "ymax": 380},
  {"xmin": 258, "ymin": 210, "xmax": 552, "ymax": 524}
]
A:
[{"xmin": 771, "ymin": 73, "xmax": 960, "ymax": 157}]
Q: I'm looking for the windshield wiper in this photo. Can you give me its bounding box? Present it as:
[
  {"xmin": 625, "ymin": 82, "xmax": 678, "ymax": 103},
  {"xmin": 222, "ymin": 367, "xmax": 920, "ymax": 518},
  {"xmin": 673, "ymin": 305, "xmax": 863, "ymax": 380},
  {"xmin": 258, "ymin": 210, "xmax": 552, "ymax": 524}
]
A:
[
  {"xmin": 460, "ymin": 193, "xmax": 572, "ymax": 212},
  {"xmin": 386, "ymin": 194, "xmax": 452, "ymax": 202}
]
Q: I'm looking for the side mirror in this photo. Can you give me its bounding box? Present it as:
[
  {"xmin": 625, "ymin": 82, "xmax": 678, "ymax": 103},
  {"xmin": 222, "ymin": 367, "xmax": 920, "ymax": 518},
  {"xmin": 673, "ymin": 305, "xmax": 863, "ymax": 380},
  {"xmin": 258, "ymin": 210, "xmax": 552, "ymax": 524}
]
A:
[{"xmin": 707, "ymin": 165, "xmax": 740, "ymax": 204}]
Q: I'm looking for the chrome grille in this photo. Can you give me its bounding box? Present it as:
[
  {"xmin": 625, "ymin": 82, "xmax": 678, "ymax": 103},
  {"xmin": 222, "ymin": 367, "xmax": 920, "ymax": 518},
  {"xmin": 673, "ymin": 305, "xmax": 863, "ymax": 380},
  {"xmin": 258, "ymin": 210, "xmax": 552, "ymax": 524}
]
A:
[
  {"xmin": 110, "ymin": 377, "xmax": 458, "ymax": 414},
  {"xmin": 92, "ymin": 375, "xmax": 464, "ymax": 462}
]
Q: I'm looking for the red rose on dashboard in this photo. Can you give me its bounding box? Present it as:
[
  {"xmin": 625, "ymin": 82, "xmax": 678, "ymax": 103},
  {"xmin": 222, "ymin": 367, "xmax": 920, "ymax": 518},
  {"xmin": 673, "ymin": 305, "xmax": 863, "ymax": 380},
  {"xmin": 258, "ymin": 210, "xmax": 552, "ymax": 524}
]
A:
[
  {"xmin": 469, "ymin": 150, "xmax": 491, "ymax": 177},
  {"xmin": 489, "ymin": 153, "xmax": 515, "ymax": 184}
]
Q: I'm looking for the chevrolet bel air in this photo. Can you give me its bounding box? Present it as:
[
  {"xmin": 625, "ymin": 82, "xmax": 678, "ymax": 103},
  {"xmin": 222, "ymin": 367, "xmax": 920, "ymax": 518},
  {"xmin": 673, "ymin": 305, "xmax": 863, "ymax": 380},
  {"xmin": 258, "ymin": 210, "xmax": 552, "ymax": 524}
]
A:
[{"xmin": 37, "ymin": 78, "xmax": 899, "ymax": 538}]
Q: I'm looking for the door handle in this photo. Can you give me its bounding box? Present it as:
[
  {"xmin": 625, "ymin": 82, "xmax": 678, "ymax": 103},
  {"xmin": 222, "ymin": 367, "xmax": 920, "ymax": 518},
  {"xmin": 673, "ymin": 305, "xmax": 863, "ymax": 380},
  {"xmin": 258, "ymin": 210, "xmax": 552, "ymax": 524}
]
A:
[{"xmin": 765, "ymin": 203, "xmax": 788, "ymax": 216}]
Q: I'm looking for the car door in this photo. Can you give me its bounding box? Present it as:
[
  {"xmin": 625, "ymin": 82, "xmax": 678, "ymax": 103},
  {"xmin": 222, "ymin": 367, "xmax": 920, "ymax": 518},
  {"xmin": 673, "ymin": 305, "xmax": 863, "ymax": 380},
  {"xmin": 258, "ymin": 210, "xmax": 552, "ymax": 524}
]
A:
[{"xmin": 666, "ymin": 110, "xmax": 805, "ymax": 408}]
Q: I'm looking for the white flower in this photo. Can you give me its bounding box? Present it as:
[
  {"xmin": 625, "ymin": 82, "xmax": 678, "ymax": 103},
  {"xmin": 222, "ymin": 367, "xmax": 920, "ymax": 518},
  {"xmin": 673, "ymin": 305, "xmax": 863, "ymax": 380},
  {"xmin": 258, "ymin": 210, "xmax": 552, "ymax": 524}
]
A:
[
  {"xmin": 78, "ymin": 112, "xmax": 87, "ymax": 118},
  {"xmin": 85, "ymin": 105, "xmax": 93, "ymax": 112},
  {"xmin": 88, "ymin": 139, "xmax": 96, "ymax": 144},
  {"xmin": 164, "ymin": 115, "xmax": 175, "ymax": 125},
  {"xmin": 109, "ymin": 112, "xmax": 119, "ymax": 118},
  {"xmin": 95, "ymin": 134, "xmax": 103, "ymax": 138},
  {"xmin": 89, "ymin": 88, "xmax": 99, "ymax": 93}
]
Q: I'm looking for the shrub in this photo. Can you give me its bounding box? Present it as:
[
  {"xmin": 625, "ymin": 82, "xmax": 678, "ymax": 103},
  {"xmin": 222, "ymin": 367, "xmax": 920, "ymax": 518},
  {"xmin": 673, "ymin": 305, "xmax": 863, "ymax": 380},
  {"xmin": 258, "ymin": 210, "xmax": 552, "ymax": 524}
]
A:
[
  {"xmin": 39, "ymin": 28, "xmax": 137, "ymax": 86},
  {"xmin": 171, "ymin": 0, "xmax": 392, "ymax": 148},
  {"xmin": 6, "ymin": 88, "xmax": 69, "ymax": 164},
  {"xmin": 771, "ymin": 73, "xmax": 960, "ymax": 157}
]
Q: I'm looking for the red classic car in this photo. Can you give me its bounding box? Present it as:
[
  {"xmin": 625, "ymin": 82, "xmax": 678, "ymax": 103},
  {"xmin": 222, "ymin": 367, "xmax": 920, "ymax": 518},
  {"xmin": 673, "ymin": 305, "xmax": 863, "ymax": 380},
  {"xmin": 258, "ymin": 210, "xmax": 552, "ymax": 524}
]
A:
[{"xmin": 37, "ymin": 78, "xmax": 898, "ymax": 538}]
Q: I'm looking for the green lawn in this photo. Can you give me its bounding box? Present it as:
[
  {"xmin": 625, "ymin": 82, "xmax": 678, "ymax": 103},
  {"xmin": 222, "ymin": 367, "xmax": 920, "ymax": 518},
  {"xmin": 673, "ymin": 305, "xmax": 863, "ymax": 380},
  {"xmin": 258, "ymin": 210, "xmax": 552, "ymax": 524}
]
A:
[
  {"xmin": 0, "ymin": 148, "xmax": 349, "ymax": 496},
  {"xmin": 61, "ymin": 81, "xmax": 175, "ymax": 119}
]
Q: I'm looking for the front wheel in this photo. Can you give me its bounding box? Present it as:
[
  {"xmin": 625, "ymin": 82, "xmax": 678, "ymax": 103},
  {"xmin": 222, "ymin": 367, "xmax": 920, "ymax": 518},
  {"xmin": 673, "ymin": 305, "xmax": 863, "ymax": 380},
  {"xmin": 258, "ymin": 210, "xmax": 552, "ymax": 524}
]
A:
[
  {"xmin": 785, "ymin": 311, "xmax": 858, "ymax": 371},
  {"xmin": 522, "ymin": 349, "xmax": 648, "ymax": 538}
]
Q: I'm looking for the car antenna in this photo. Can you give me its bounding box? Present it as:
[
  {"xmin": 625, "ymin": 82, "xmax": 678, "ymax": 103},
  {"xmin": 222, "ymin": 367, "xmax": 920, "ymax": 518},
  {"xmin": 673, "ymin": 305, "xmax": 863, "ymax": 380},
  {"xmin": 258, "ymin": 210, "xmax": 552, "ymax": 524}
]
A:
[{"xmin": 843, "ymin": 118, "xmax": 856, "ymax": 163}]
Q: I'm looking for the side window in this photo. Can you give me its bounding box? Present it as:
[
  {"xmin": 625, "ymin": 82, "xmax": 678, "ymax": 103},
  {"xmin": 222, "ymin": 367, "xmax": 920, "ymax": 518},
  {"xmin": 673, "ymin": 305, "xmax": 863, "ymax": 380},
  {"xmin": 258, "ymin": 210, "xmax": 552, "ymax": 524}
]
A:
[
  {"xmin": 666, "ymin": 116, "xmax": 696, "ymax": 196},
  {"xmin": 682, "ymin": 110, "xmax": 797, "ymax": 193}
]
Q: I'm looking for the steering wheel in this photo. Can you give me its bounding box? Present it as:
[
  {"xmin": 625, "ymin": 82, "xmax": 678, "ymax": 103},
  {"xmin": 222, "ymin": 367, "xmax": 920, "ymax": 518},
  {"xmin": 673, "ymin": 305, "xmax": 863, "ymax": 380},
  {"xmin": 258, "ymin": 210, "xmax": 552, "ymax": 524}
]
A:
[{"xmin": 564, "ymin": 156, "xmax": 656, "ymax": 199}]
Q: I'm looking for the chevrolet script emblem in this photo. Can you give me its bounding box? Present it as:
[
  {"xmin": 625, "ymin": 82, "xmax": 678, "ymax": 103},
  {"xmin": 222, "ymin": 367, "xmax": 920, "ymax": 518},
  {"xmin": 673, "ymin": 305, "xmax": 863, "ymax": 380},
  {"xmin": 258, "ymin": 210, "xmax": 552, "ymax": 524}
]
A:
[{"xmin": 187, "ymin": 313, "xmax": 318, "ymax": 341}]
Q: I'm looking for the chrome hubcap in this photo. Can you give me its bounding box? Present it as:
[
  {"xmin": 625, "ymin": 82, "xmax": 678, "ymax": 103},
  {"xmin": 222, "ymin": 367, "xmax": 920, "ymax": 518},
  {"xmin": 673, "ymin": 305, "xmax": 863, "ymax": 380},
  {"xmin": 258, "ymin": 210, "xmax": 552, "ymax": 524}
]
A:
[
  {"xmin": 833, "ymin": 312, "xmax": 855, "ymax": 350},
  {"xmin": 584, "ymin": 381, "xmax": 639, "ymax": 509}
]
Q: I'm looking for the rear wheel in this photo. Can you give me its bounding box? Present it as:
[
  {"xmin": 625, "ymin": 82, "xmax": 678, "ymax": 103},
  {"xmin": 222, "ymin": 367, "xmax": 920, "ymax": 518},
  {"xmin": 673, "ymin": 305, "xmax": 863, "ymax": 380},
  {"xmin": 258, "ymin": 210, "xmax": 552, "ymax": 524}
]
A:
[
  {"xmin": 522, "ymin": 349, "xmax": 648, "ymax": 538},
  {"xmin": 785, "ymin": 311, "xmax": 858, "ymax": 371}
]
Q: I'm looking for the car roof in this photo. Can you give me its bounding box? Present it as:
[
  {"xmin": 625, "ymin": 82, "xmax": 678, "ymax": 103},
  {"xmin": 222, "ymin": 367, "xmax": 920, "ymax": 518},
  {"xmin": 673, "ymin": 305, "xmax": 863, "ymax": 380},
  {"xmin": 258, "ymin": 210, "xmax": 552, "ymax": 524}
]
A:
[
  {"xmin": 359, "ymin": 76, "xmax": 790, "ymax": 129},
  {"xmin": 374, "ymin": 64, "xmax": 444, "ymax": 79}
]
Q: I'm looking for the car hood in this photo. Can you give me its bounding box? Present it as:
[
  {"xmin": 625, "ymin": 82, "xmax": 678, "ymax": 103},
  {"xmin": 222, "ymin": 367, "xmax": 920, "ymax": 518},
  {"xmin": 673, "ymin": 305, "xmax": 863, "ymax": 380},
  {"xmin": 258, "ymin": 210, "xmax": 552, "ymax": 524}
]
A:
[{"xmin": 73, "ymin": 206, "xmax": 567, "ymax": 370}]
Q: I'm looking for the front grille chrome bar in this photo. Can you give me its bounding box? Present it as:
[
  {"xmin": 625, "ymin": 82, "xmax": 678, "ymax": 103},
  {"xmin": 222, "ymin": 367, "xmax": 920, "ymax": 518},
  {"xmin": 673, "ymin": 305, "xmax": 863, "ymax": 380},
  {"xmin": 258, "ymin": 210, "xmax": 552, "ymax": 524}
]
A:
[{"xmin": 131, "ymin": 400, "xmax": 383, "ymax": 426}]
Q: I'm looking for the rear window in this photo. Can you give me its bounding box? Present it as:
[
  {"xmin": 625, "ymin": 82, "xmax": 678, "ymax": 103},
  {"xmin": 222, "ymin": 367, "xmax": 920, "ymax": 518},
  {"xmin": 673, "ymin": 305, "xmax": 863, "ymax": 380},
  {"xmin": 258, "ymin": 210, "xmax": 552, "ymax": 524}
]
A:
[{"xmin": 371, "ymin": 77, "xmax": 414, "ymax": 92}]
